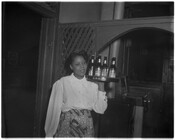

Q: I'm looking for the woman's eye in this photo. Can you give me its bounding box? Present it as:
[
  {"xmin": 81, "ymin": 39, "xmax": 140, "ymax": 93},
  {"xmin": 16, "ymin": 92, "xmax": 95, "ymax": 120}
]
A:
[
  {"xmin": 75, "ymin": 63, "xmax": 80, "ymax": 66},
  {"xmin": 81, "ymin": 63, "xmax": 86, "ymax": 66},
  {"xmin": 74, "ymin": 61, "xmax": 86, "ymax": 66}
]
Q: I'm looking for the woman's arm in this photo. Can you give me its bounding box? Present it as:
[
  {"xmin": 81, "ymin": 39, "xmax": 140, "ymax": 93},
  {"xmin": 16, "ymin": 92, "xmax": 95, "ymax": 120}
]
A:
[
  {"xmin": 92, "ymin": 82, "xmax": 108, "ymax": 114},
  {"xmin": 44, "ymin": 80, "xmax": 63, "ymax": 137}
]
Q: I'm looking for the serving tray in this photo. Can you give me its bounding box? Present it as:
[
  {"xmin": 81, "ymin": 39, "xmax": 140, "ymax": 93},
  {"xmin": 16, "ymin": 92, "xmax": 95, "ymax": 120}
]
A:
[{"xmin": 86, "ymin": 75, "xmax": 126, "ymax": 83}]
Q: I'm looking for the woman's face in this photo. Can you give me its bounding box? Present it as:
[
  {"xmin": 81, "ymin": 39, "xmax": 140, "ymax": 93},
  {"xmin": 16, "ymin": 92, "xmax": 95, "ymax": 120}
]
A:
[{"xmin": 70, "ymin": 56, "xmax": 87, "ymax": 79}]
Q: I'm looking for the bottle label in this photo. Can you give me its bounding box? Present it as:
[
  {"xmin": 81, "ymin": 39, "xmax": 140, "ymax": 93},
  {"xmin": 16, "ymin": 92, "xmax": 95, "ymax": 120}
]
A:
[
  {"xmin": 109, "ymin": 69, "xmax": 116, "ymax": 78},
  {"xmin": 95, "ymin": 67, "xmax": 101, "ymax": 77},
  {"xmin": 101, "ymin": 68, "xmax": 108, "ymax": 77},
  {"xmin": 88, "ymin": 67, "xmax": 94, "ymax": 76}
]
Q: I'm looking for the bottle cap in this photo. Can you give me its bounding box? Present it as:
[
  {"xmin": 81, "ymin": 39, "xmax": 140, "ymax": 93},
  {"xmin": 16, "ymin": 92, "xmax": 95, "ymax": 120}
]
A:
[
  {"xmin": 98, "ymin": 55, "xmax": 101, "ymax": 58},
  {"xmin": 112, "ymin": 57, "xmax": 116, "ymax": 61}
]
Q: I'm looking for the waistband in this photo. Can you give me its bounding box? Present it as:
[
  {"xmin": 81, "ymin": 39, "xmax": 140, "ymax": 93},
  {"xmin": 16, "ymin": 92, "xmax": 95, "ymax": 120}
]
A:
[
  {"xmin": 61, "ymin": 108, "xmax": 91, "ymax": 116},
  {"xmin": 62, "ymin": 106, "xmax": 92, "ymax": 112}
]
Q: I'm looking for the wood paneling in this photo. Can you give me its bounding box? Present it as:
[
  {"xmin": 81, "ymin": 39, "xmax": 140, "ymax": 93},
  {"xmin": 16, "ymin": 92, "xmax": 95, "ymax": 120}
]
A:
[
  {"xmin": 96, "ymin": 16, "xmax": 173, "ymax": 53},
  {"xmin": 34, "ymin": 18, "xmax": 57, "ymax": 137}
]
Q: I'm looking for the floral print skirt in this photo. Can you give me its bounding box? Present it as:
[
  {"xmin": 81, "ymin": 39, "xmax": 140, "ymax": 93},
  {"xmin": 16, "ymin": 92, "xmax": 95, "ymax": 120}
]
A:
[{"xmin": 54, "ymin": 109, "xmax": 94, "ymax": 137}]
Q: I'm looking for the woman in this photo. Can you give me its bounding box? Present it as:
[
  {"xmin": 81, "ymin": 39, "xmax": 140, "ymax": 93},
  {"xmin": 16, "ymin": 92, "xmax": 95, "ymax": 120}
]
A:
[{"xmin": 44, "ymin": 50, "xmax": 108, "ymax": 137}]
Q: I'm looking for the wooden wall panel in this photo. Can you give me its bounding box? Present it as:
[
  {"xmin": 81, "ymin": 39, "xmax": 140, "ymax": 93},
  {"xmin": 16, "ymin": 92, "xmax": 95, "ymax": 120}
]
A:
[
  {"xmin": 34, "ymin": 18, "xmax": 57, "ymax": 137},
  {"xmin": 96, "ymin": 16, "xmax": 173, "ymax": 52}
]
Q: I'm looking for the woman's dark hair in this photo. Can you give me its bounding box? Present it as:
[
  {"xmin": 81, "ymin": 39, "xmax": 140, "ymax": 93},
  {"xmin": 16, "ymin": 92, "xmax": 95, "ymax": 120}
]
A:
[{"xmin": 64, "ymin": 50, "xmax": 89, "ymax": 75}]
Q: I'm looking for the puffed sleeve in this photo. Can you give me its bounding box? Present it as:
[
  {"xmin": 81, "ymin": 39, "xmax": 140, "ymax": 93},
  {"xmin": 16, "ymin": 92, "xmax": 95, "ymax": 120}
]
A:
[
  {"xmin": 92, "ymin": 84, "xmax": 108, "ymax": 114},
  {"xmin": 44, "ymin": 79, "xmax": 63, "ymax": 137}
]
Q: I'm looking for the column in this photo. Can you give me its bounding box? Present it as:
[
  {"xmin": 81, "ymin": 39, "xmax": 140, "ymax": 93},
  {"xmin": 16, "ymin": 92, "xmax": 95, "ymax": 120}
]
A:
[{"xmin": 109, "ymin": 2, "xmax": 125, "ymax": 98}]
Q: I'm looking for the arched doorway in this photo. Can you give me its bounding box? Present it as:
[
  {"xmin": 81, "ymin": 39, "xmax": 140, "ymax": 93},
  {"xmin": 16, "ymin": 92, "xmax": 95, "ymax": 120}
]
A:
[{"xmin": 123, "ymin": 28, "xmax": 173, "ymax": 85}]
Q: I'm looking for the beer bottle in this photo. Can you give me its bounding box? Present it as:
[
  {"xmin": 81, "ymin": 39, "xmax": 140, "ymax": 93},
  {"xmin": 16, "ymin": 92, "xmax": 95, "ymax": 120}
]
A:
[
  {"xmin": 87, "ymin": 55, "xmax": 95, "ymax": 77},
  {"xmin": 101, "ymin": 56, "xmax": 108, "ymax": 81},
  {"xmin": 94, "ymin": 55, "xmax": 102, "ymax": 79},
  {"xmin": 108, "ymin": 57, "xmax": 116, "ymax": 78}
]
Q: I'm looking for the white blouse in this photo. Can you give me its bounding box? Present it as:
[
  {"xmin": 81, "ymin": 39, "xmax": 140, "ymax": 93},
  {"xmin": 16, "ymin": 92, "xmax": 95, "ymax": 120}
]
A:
[{"xmin": 44, "ymin": 73, "xmax": 108, "ymax": 137}]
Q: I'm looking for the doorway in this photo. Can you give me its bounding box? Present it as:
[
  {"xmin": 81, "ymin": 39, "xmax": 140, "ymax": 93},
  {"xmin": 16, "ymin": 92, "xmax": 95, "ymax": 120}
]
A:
[{"xmin": 2, "ymin": 2, "xmax": 42, "ymax": 137}]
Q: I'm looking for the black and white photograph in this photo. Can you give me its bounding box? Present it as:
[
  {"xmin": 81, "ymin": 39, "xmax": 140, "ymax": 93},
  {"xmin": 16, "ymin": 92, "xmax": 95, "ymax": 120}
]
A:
[{"xmin": 2, "ymin": 1, "xmax": 174, "ymax": 138}]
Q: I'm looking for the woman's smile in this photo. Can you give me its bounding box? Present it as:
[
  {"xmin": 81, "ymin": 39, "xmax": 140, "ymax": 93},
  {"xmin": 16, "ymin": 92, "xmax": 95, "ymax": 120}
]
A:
[{"xmin": 80, "ymin": 69, "xmax": 85, "ymax": 73}]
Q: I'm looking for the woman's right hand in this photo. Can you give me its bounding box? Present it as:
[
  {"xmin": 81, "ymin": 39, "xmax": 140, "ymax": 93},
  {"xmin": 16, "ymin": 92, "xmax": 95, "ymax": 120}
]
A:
[{"xmin": 95, "ymin": 81, "xmax": 105, "ymax": 92}]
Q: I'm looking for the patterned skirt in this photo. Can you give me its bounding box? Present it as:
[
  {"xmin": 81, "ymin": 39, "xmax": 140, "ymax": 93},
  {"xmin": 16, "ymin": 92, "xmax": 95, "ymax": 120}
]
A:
[{"xmin": 53, "ymin": 109, "xmax": 94, "ymax": 137}]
